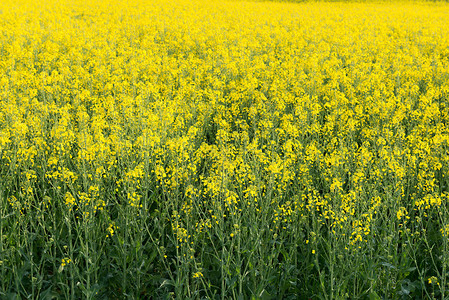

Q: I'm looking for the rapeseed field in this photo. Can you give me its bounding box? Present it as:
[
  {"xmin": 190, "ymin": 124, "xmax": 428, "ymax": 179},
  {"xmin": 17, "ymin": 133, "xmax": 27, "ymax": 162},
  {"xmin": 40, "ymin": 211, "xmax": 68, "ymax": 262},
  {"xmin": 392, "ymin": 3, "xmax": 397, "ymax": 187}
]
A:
[{"xmin": 1, "ymin": 0, "xmax": 449, "ymax": 298}]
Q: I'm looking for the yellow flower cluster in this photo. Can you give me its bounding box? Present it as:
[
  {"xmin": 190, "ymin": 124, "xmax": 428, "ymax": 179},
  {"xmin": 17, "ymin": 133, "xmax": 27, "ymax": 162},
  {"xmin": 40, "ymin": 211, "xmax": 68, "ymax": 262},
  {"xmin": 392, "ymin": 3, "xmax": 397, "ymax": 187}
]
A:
[
  {"xmin": 61, "ymin": 258, "xmax": 71, "ymax": 267},
  {"xmin": 106, "ymin": 222, "xmax": 116, "ymax": 238},
  {"xmin": 1, "ymin": 0, "xmax": 449, "ymax": 269}
]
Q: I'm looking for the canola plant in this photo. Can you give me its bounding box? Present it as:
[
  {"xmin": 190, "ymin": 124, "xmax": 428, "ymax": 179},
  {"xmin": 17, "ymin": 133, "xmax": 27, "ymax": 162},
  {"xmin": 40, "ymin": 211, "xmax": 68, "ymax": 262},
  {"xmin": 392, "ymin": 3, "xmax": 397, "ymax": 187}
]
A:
[{"xmin": 1, "ymin": 0, "xmax": 449, "ymax": 298}]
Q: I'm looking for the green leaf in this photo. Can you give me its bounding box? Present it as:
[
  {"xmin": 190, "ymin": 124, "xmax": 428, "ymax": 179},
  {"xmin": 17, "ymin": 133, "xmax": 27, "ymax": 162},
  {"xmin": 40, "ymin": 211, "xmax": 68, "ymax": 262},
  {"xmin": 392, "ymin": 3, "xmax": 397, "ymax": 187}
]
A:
[
  {"xmin": 380, "ymin": 262, "xmax": 396, "ymax": 270},
  {"xmin": 369, "ymin": 291, "xmax": 381, "ymax": 300},
  {"xmin": 259, "ymin": 289, "xmax": 272, "ymax": 300}
]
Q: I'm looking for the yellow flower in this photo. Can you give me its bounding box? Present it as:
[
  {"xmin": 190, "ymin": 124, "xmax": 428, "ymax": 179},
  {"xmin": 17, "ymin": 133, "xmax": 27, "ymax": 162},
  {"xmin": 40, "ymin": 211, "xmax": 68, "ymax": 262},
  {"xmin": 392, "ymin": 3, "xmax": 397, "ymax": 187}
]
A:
[
  {"xmin": 61, "ymin": 258, "xmax": 71, "ymax": 267},
  {"xmin": 64, "ymin": 192, "xmax": 76, "ymax": 208},
  {"xmin": 106, "ymin": 223, "xmax": 115, "ymax": 237},
  {"xmin": 428, "ymin": 276, "xmax": 439, "ymax": 285},
  {"xmin": 396, "ymin": 207, "xmax": 408, "ymax": 220},
  {"xmin": 58, "ymin": 257, "xmax": 72, "ymax": 273}
]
